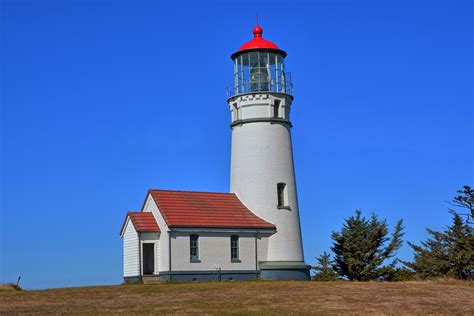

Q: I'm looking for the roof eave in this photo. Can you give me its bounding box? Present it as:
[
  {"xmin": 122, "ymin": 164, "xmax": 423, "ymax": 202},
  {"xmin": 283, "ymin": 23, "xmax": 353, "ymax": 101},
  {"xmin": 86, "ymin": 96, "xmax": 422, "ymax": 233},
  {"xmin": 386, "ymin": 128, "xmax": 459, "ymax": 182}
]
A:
[
  {"xmin": 231, "ymin": 48, "xmax": 287, "ymax": 60},
  {"xmin": 119, "ymin": 213, "xmax": 132, "ymax": 237},
  {"xmin": 169, "ymin": 225, "xmax": 276, "ymax": 231},
  {"xmin": 136, "ymin": 230, "xmax": 161, "ymax": 233}
]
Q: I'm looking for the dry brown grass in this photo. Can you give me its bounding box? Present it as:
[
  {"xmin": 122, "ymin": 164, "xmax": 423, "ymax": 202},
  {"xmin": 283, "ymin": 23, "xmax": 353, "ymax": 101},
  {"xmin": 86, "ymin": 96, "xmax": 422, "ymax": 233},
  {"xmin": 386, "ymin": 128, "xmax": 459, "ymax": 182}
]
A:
[
  {"xmin": 0, "ymin": 283, "xmax": 22, "ymax": 292},
  {"xmin": 0, "ymin": 280, "xmax": 473, "ymax": 315}
]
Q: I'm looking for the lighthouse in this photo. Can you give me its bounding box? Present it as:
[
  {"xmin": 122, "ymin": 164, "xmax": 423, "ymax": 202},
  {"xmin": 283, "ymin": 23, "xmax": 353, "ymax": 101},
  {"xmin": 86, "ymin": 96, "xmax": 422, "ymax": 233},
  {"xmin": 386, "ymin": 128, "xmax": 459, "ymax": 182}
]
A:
[
  {"xmin": 120, "ymin": 24, "xmax": 309, "ymax": 283},
  {"xmin": 228, "ymin": 25, "xmax": 310, "ymax": 280}
]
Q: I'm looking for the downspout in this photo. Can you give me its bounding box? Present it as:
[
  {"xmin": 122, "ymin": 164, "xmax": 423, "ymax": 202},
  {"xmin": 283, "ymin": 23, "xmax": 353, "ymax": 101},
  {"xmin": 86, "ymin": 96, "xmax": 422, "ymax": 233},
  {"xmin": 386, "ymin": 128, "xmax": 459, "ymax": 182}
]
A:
[
  {"xmin": 168, "ymin": 230, "xmax": 172, "ymax": 281},
  {"xmin": 138, "ymin": 232, "xmax": 142, "ymax": 282},
  {"xmin": 255, "ymin": 230, "xmax": 259, "ymax": 279}
]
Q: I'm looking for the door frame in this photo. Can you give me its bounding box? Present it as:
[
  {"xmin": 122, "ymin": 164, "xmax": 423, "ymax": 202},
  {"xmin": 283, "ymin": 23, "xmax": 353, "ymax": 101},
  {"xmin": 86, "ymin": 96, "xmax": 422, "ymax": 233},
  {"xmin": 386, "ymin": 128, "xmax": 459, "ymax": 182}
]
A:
[{"xmin": 141, "ymin": 241, "xmax": 156, "ymax": 275}]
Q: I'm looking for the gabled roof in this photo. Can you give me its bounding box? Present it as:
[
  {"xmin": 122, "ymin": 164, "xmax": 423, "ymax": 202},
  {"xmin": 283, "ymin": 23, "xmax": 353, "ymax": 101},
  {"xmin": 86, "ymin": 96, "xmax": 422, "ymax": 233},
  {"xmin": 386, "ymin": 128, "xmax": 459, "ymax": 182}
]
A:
[
  {"xmin": 120, "ymin": 212, "xmax": 160, "ymax": 236},
  {"xmin": 147, "ymin": 189, "xmax": 275, "ymax": 230}
]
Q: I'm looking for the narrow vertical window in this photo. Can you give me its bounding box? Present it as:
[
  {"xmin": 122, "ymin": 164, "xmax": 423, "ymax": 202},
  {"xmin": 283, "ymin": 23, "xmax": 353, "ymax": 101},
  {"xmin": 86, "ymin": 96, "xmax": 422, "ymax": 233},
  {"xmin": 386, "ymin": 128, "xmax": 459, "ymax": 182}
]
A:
[
  {"xmin": 277, "ymin": 183, "xmax": 288, "ymax": 207},
  {"xmin": 273, "ymin": 100, "xmax": 280, "ymax": 118},
  {"xmin": 234, "ymin": 58, "xmax": 238, "ymax": 94},
  {"xmin": 230, "ymin": 235, "xmax": 239, "ymax": 261},
  {"xmin": 233, "ymin": 103, "xmax": 239, "ymax": 121},
  {"xmin": 190, "ymin": 234, "xmax": 199, "ymax": 262}
]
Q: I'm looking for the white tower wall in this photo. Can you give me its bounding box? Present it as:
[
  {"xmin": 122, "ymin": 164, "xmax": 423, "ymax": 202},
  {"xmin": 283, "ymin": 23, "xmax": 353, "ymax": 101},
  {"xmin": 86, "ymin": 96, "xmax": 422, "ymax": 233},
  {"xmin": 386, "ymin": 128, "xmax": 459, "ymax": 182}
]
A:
[{"xmin": 229, "ymin": 93, "xmax": 304, "ymax": 262}]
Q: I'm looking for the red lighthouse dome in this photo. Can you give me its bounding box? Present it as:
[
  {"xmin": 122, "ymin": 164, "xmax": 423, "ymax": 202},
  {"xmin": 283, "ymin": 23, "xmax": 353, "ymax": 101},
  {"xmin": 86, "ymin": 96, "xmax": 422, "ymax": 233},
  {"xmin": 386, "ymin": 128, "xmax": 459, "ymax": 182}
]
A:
[{"xmin": 231, "ymin": 25, "xmax": 287, "ymax": 59}]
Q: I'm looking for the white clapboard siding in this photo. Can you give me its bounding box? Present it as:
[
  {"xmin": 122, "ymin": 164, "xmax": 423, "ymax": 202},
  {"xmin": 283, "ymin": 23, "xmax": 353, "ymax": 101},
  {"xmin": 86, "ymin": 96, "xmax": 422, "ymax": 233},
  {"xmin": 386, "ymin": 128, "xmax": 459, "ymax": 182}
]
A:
[{"xmin": 123, "ymin": 219, "xmax": 139, "ymax": 277}]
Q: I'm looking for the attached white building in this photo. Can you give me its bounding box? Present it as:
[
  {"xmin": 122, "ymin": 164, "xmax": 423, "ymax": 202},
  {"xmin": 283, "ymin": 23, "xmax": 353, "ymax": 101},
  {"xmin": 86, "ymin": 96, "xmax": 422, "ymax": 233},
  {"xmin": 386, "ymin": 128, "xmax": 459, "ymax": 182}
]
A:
[
  {"xmin": 120, "ymin": 190, "xmax": 280, "ymax": 281},
  {"xmin": 120, "ymin": 24, "xmax": 310, "ymax": 282}
]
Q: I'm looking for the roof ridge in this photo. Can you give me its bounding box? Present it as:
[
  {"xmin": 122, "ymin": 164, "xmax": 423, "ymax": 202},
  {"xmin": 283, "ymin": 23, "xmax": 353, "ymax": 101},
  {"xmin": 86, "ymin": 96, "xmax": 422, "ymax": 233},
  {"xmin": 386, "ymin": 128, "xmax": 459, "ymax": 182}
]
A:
[{"xmin": 149, "ymin": 189, "xmax": 236, "ymax": 195}]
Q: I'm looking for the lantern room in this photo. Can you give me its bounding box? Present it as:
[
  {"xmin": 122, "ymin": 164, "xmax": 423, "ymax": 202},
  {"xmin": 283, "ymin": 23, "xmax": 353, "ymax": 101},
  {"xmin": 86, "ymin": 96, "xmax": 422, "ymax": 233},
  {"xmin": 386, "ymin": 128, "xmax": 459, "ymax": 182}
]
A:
[{"xmin": 229, "ymin": 26, "xmax": 292, "ymax": 97}]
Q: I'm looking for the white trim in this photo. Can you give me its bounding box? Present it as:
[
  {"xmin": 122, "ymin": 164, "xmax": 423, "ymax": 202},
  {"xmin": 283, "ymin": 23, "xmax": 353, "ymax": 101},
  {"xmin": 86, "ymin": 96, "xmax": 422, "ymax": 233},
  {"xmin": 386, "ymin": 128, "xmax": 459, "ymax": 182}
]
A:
[
  {"xmin": 189, "ymin": 233, "xmax": 200, "ymax": 262},
  {"xmin": 141, "ymin": 240, "xmax": 158, "ymax": 276},
  {"xmin": 171, "ymin": 228, "xmax": 276, "ymax": 234},
  {"xmin": 120, "ymin": 216, "xmax": 131, "ymax": 237}
]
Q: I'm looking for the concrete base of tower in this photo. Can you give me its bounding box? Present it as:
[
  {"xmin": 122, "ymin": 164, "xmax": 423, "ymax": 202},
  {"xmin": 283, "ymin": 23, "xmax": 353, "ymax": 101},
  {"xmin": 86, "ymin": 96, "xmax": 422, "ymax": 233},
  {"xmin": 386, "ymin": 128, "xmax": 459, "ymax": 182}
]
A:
[{"xmin": 259, "ymin": 261, "xmax": 311, "ymax": 281}]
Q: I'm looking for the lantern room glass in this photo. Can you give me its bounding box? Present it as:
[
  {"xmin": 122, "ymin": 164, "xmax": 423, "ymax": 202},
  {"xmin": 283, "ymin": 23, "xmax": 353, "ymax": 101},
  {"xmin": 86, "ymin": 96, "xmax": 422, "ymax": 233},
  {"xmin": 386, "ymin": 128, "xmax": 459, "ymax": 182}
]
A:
[{"xmin": 232, "ymin": 51, "xmax": 291, "ymax": 96}]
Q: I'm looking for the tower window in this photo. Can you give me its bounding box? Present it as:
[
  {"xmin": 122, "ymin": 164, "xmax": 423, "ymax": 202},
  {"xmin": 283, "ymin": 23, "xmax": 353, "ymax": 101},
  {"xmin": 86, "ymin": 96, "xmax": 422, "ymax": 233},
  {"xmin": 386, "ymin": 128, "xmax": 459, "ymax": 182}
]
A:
[
  {"xmin": 277, "ymin": 183, "xmax": 288, "ymax": 208},
  {"xmin": 273, "ymin": 100, "xmax": 280, "ymax": 118},
  {"xmin": 233, "ymin": 103, "xmax": 239, "ymax": 121},
  {"xmin": 190, "ymin": 234, "xmax": 199, "ymax": 262},
  {"xmin": 230, "ymin": 235, "xmax": 239, "ymax": 261}
]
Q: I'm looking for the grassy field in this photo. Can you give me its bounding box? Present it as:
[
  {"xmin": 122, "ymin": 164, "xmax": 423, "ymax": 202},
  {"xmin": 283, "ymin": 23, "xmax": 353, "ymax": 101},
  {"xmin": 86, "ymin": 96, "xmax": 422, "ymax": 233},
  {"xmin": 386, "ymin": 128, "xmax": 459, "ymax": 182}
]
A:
[{"xmin": 1, "ymin": 280, "xmax": 473, "ymax": 315}]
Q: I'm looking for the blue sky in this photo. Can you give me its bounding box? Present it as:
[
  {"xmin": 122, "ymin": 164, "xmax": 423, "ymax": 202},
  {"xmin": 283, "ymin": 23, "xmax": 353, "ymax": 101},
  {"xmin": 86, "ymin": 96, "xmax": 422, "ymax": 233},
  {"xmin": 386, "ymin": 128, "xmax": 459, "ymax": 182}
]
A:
[{"xmin": 1, "ymin": 0, "xmax": 472, "ymax": 289}]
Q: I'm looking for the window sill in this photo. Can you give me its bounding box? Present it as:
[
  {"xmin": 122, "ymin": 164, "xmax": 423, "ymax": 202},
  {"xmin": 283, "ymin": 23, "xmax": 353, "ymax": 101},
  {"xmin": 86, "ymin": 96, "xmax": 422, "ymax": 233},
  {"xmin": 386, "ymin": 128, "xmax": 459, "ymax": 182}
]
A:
[
  {"xmin": 231, "ymin": 259, "xmax": 241, "ymax": 263},
  {"xmin": 277, "ymin": 205, "xmax": 291, "ymax": 210},
  {"xmin": 190, "ymin": 259, "xmax": 201, "ymax": 263}
]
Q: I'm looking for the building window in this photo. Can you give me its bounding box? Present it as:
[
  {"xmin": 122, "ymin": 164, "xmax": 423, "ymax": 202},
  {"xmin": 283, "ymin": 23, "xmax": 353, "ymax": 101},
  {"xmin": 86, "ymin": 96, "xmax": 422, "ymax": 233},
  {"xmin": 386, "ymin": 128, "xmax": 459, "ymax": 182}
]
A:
[
  {"xmin": 230, "ymin": 235, "xmax": 239, "ymax": 261},
  {"xmin": 190, "ymin": 234, "xmax": 199, "ymax": 262},
  {"xmin": 277, "ymin": 183, "xmax": 288, "ymax": 208},
  {"xmin": 273, "ymin": 100, "xmax": 280, "ymax": 118},
  {"xmin": 233, "ymin": 103, "xmax": 239, "ymax": 121}
]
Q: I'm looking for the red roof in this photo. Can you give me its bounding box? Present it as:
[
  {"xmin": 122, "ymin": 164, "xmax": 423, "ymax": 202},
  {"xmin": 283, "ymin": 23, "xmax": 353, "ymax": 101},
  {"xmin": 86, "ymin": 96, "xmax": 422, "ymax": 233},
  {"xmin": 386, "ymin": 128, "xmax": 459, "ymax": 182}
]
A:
[
  {"xmin": 122, "ymin": 212, "xmax": 160, "ymax": 234},
  {"xmin": 148, "ymin": 190, "xmax": 275, "ymax": 230},
  {"xmin": 232, "ymin": 25, "xmax": 286, "ymax": 59}
]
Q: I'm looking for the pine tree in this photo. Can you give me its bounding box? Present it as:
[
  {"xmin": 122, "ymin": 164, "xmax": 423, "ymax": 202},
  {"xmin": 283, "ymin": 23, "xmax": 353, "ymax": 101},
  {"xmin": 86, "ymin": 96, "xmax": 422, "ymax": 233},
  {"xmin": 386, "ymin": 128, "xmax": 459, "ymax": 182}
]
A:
[
  {"xmin": 446, "ymin": 214, "xmax": 473, "ymax": 278},
  {"xmin": 403, "ymin": 186, "xmax": 474, "ymax": 279},
  {"xmin": 448, "ymin": 185, "xmax": 473, "ymax": 225},
  {"xmin": 331, "ymin": 210, "xmax": 404, "ymax": 281},
  {"xmin": 402, "ymin": 228, "xmax": 450, "ymax": 278},
  {"xmin": 312, "ymin": 251, "xmax": 338, "ymax": 281}
]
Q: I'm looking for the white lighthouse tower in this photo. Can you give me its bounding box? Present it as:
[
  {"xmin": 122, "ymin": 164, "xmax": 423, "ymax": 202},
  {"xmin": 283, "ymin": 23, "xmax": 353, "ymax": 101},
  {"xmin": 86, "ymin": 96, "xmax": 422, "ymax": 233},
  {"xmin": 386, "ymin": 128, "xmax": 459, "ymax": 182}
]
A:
[{"xmin": 228, "ymin": 25, "xmax": 310, "ymax": 280}]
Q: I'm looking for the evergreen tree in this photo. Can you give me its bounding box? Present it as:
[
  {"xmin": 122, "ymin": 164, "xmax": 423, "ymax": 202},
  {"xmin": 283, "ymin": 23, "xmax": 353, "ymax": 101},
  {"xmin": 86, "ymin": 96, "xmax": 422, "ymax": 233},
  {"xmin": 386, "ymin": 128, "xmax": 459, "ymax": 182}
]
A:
[
  {"xmin": 403, "ymin": 186, "xmax": 474, "ymax": 279},
  {"xmin": 331, "ymin": 210, "xmax": 404, "ymax": 281},
  {"xmin": 312, "ymin": 251, "xmax": 338, "ymax": 281},
  {"xmin": 447, "ymin": 185, "xmax": 473, "ymax": 225},
  {"xmin": 402, "ymin": 228, "xmax": 450, "ymax": 278},
  {"xmin": 446, "ymin": 214, "xmax": 473, "ymax": 278}
]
